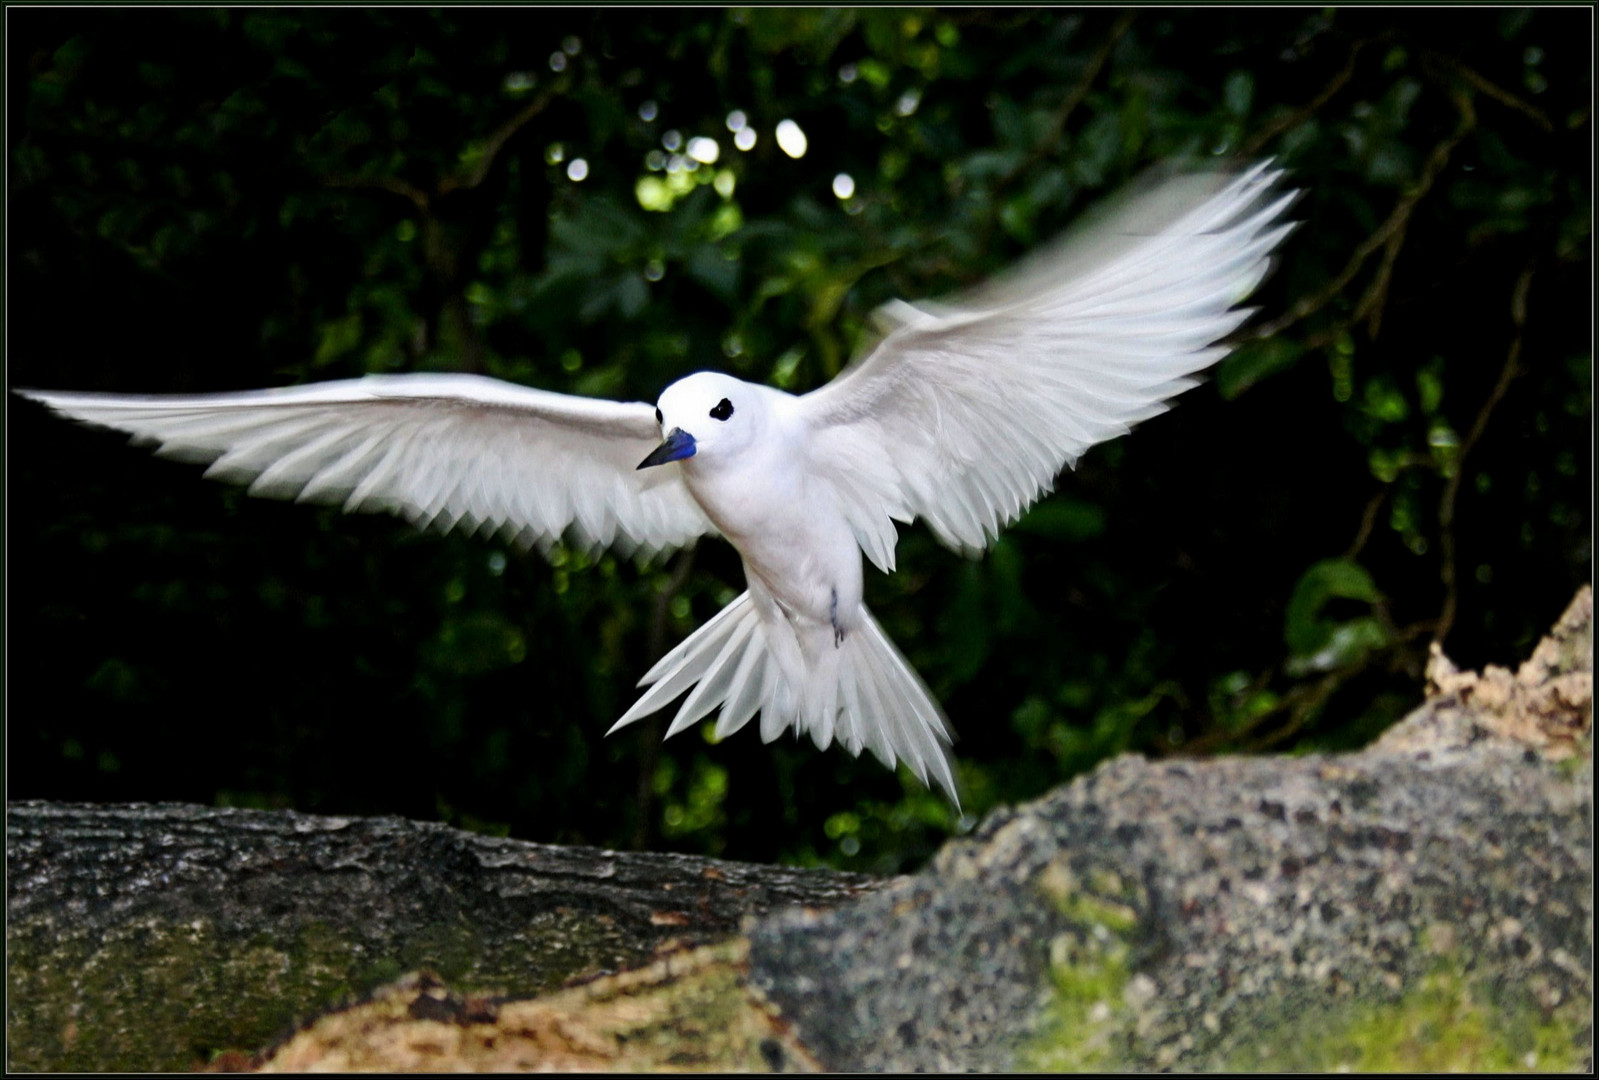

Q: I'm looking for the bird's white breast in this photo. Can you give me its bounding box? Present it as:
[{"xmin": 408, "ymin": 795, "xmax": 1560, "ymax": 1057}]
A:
[{"xmin": 680, "ymin": 425, "xmax": 862, "ymax": 628}]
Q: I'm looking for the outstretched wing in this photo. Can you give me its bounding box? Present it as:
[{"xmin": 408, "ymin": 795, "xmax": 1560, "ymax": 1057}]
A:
[
  {"xmin": 798, "ymin": 160, "xmax": 1297, "ymax": 571},
  {"xmin": 17, "ymin": 373, "xmax": 714, "ymax": 558}
]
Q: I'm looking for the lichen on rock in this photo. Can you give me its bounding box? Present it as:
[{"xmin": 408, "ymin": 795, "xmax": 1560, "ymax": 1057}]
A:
[{"xmin": 1398, "ymin": 585, "xmax": 1593, "ymax": 760}]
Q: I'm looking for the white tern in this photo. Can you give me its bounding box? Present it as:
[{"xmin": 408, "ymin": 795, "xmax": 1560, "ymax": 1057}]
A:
[{"xmin": 19, "ymin": 160, "xmax": 1297, "ymax": 808}]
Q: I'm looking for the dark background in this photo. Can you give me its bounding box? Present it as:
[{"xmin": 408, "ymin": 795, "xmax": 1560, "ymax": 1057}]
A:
[{"xmin": 7, "ymin": 9, "xmax": 1590, "ymax": 871}]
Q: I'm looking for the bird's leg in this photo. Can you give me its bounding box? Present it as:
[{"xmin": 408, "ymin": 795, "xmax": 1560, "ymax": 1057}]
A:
[{"xmin": 831, "ymin": 587, "xmax": 846, "ymax": 647}]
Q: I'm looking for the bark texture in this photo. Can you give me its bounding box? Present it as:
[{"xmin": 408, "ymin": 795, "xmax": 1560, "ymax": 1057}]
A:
[
  {"xmin": 4, "ymin": 805, "xmax": 883, "ymax": 1071},
  {"xmin": 7, "ymin": 589, "xmax": 1591, "ymax": 1072}
]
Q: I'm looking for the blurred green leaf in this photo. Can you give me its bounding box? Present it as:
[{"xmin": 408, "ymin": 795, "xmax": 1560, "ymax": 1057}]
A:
[
  {"xmin": 1215, "ymin": 337, "xmax": 1305, "ymax": 400},
  {"xmin": 1361, "ymin": 374, "xmax": 1410, "ymax": 424},
  {"xmin": 687, "ymin": 246, "xmax": 741, "ymax": 303},
  {"xmin": 1223, "ymin": 70, "xmax": 1253, "ymax": 118},
  {"xmin": 1284, "ymin": 559, "xmax": 1389, "ymax": 674},
  {"xmin": 1014, "ymin": 497, "xmax": 1107, "ymax": 542},
  {"xmin": 941, "ymin": 563, "xmax": 991, "ymax": 686}
]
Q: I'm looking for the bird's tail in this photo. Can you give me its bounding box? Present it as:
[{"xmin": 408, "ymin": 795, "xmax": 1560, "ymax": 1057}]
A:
[{"xmin": 608, "ymin": 591, "xmax": 960, "ymax": 807}]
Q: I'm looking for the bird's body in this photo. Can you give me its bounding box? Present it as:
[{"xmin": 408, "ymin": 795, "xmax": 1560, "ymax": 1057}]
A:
[
  {"xmin": 18, "ymin": 160, "xmax": 1299, "ymax": 807},
  {"xmin": 671, "ymin": 381, "xmax": 863, "ymax": 642}
]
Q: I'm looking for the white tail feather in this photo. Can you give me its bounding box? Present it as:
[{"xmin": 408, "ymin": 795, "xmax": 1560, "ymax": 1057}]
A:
[{"xmin": 609, "ymin": 591, "xmax": 961, "ymax": 807}]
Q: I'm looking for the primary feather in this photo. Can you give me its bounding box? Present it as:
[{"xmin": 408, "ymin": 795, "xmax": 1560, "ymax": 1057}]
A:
[
  {"xmin": 801, "ymin": 159, "xmax": 1296, "ymax": 569},
  {"xmin": 18, "ymin": 374, "xmax": 714, "ymax": 559}
]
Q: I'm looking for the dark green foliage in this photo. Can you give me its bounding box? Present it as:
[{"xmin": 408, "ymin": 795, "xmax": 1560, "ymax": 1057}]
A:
[{"xmin": 9, "ymin": 9, "xmax": 1589, "ymax": 871}]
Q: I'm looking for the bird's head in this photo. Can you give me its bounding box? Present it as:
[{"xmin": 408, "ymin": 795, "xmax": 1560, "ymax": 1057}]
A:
[{"xmin": 638, "ymin": 372, "xmax": 760, "ymax": 470}]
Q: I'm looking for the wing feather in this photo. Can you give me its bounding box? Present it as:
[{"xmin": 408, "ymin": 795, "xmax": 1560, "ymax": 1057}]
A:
[
  {"xmin": 799, "ymin": 160, "xmax": 1298, "ymax": 568},
  {"xmin": 17, "ymin": 372, "xmax": 714, "ymax": 558}
]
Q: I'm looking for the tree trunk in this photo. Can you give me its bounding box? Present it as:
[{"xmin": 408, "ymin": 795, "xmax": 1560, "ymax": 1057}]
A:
[{"xmin": 5, "ymin": 805, "xmax": 885, "ymax": 1072}]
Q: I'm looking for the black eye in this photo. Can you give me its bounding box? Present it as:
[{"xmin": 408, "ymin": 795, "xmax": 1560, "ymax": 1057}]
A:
[
  {"xmin": 655, "ymin": 407, "xmax": 663, "ymax": 425},
  {"xmin": 710, "ymin": 398, "xmax": 734, "ymax": 421}
]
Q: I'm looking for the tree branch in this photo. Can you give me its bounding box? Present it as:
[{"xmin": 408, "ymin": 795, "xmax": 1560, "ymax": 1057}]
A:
[
  {"xmin": 1039, "ymin": 12, "xmax": 1135, "ymax": 153},
  {"xmin": 1250, "ymin": 83, "xmax": 1476, "ymax": 342},
  {"xmin": 998, "ymin": 11, "xmax": 1135, "ymax": 192},
  {"xmin": 321, "ymin": 173, "xmax": 430, "ymax": 213},
  {"xmin": 1434, "ymin": 261, "xmax": 1534, "ymax": 647},
  {"xmin": 1353, "ymin": 85, "xmax": 1478, "ymax": 338},
  {"xmin": 1426, "ymin": 50, "xmax": 1554, "ymax": 133},
  {"xmin": 440, "ymin": 81, "xmax": 564, "ymax": 196},
  {"xmin": 1240, "ymin": 34, "xmax": 1377, "ymax": 159},
  {"xmin": 1343, "ymin": 487, "xmax": 1389, "ymax": 560}
]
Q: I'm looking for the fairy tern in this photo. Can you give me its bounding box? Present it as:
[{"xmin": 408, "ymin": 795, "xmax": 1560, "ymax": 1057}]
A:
[{"xmin": 17, "ymin": 160, "xmax": 1298, "ymax": 807}]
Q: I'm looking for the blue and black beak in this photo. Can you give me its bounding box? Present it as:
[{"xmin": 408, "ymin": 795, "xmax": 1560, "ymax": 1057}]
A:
[{"xmin": 637, "ymin": 427, "xmax": 697, "ymax": 469}]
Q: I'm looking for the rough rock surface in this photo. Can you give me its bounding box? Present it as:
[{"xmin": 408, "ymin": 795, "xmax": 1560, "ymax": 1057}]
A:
[
  {"xmin": 1400, "ymin": 583, "xmax": 1593, "ymax": 760},
  {"xmin": 748, "ymin": 588, "xmax": 1592, "ymax": 1070},
  {"xmin": 753, "ymin": 733, "xmax": 1590, "ymax": 1070}
]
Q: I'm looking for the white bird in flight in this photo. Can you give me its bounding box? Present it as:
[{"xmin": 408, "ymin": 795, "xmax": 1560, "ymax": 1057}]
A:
[{"xmin": 19, "ymin": 160, "xmax": 1297, "ymax": 808}]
